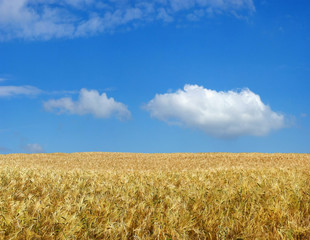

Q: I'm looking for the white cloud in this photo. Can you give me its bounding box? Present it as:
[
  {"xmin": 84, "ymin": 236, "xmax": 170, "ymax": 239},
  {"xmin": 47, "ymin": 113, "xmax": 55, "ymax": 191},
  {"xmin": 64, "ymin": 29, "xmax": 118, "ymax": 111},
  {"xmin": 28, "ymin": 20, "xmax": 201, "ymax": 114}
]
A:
[
  {"xmin": 157, "ymin": 8, "xmax": 174, "ymax": 22},
  {"xmin": 145, "ymin": 84, "xmax": 285, "ymax": 138},
  {"xmin": 0, "ymin": 78, "xmax": 6, "ymax": 82},
  {"xmin": 23, "ymin": 143, "xmax": 45, "ymax": 153},
  {"xmin": 44, "ymin": 88, "xmax": 131, "ymax": 120},
  {"xmin": 0, "ymin": 85, "xmax": 42, "ymax": 97},
  {"xmin": 0, "ymin": 0, "xmax": 255, "ymax": 40}
]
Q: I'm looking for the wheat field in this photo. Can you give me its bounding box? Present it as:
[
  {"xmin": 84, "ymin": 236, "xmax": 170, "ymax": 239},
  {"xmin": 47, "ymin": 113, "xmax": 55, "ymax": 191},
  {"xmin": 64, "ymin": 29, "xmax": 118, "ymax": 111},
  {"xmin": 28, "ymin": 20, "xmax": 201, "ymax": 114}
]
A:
[{"xmin": 0, "ymin": 153, "xmax": 309, "ymax": 239}]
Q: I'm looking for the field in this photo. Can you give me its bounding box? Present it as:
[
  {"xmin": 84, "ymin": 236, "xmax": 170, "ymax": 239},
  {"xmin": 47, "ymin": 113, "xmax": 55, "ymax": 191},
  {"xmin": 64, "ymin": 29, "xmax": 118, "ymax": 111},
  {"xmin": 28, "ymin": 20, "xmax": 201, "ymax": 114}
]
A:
[{"xmin": 0, "ymin": 153, "xmax": 309, "ymax": 239}]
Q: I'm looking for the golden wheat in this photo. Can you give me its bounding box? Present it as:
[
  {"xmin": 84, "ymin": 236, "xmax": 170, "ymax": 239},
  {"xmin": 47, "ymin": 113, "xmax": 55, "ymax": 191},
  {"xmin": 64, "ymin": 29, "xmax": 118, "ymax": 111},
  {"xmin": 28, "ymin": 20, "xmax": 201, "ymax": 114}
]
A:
[{"xmin": 0, "ymin": 153, "xmax": 309, "ymax": 239}]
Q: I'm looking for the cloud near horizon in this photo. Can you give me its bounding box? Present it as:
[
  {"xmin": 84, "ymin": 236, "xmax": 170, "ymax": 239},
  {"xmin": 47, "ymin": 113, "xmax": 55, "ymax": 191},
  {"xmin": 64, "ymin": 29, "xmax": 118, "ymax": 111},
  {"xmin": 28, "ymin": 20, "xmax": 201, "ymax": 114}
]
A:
[
  {"xmin": 0, "ymin": 0, "xmax": 255, "ymax": 40},
  {"xmin": 145, "ymin": 84, "xmax": 285, "ymax": 138},
  {"xmin": 23, "ymin": 143, "xmax": 45, "ymax": 153},
  {"xmin": 44, "ymin": 88, "xmax": 131, "ymax": 120},
  {"xmin": 0, "ymin": 146, "xmax": 10, "ymax": 152}
]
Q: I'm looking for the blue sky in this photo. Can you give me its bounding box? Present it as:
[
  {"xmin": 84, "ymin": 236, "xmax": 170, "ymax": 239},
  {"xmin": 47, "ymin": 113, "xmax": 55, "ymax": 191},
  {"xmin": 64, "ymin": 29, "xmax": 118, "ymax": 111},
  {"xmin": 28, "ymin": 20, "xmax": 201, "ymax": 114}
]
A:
[{"xmin": 0, "ymin": 0, "xmax": 309, "ymax": 153}]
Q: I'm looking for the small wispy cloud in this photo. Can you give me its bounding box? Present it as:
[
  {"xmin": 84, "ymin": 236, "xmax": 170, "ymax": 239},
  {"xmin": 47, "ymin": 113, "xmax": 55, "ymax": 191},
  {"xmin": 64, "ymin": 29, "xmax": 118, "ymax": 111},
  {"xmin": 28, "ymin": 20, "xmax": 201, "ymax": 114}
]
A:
[
  {"xmin": 145, "ymin": 84, "xmax": 285, "ymax": 138},
  {"xmin": 0, "ymin": 85, "xmax": 42, "ymax": 97},
  {"xmin": 0, "ymin": 85, "xmax": 79, "ymax": 98},
  {"xmin": 44, "ymin": 88, "xmax": 131, "ymax": 120},
  {"xmin": 0, "ymin": 0, "xmax": 255, "ymax": 40},
  {"xmin": 0, "ymin": 146, "xmax": 10, "ymax": 152},
  {"xmin": 0, "ymin": 77, "xmax": 7, "ymax": 82},
  {"xmin": 48, "ymin": 90, "xmax": 79, "ymax": 95},
  {"xmin": 22, "ymin": 143, "xmax": 45, "ymax": 153}
]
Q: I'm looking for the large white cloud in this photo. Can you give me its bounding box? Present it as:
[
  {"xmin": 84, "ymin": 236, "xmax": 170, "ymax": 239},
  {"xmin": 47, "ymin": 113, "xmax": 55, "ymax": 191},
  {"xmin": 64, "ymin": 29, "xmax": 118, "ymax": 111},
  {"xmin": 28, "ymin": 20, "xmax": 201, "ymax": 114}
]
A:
[
  {"xmin": 145, "ymin": 84, "xmax": 285, "ymax": 138},
  {"xmin": 0, "ymin": 0, "xmax": 255, "ymax": 40},
  {"xmin": 0, "ymin": 85, "xmax": 42, "ymax": 97},
  {"xmin": 44, "ymin": 88, "xmax": 131, "ymax": 120}
]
